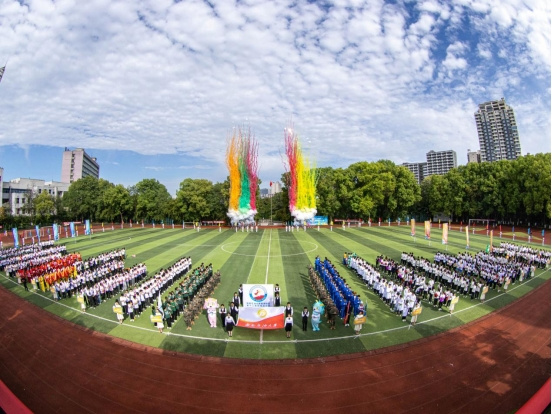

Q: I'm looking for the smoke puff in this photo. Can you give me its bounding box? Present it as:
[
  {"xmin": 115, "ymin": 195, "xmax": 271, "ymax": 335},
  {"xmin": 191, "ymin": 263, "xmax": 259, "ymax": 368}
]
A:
[
  {"xmin": 291, "ymin": 208, "xmax": 317, "ymax": 224},
  {"xmin": 227, "ymin": 209, "xmax": 257, "ymax": 226}
]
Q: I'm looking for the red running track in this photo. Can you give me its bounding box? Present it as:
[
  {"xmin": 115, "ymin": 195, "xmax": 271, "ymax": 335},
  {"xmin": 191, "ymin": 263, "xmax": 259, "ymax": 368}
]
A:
[{"xmin": 0, "ymin": 280, "xmax": 550, "ymax": 414}]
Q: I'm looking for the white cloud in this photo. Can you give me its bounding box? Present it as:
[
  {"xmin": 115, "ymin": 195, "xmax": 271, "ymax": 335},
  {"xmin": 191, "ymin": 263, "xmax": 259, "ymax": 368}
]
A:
[{"xmin": 0, "ymin": 0, "xmax": 548, "ymax": 186}]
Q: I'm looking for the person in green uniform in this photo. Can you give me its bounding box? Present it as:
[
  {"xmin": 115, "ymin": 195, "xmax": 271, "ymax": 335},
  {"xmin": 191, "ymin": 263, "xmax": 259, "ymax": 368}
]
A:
[{"xmin": 164, "ymin": 306, "xmax": 172, "ymax": 329}]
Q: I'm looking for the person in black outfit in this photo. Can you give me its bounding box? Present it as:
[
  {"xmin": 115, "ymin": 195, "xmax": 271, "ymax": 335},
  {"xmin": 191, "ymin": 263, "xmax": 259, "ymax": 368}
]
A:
[{"xmin": 301, "ymin": 307, "xmax": 309, "ymax": 331}]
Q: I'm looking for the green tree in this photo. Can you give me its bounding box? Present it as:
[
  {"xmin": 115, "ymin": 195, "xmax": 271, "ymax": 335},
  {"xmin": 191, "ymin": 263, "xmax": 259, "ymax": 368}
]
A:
[
  {"xmin": 62, "ymin": 177, "xmax": 110, "ymax": 221},
  {"xmin": 101, "ymin": 184, "xmax": 133, "ymax": 223},
  {"xmin": 209, "ymin": 180, "xmax": 230, "ymax": 221},
  {"xmin": 33, "ymin": 191, "xmax": 56, "ymax": 222},
  {"xmin": 316, "ymin": 167, "xmax": 347, "ymax": 221},
  {"xmin": 175, "ymin": 178, "xmax": 213, "ymax": 222},
  {"xmin": 134, "ymin": 179, "xmax": 173, "ymax": 222}
]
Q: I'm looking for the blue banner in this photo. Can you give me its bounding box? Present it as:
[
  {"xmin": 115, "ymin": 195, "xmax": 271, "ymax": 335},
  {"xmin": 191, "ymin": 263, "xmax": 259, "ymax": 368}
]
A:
[
  {"xmin": 53, "ymin": 224, "xmax": 59, "ymax": 241},
  {"xmin": 12, "ymin": 228, "xmax": 19, "ymax": 248},
  {"xmin": 70, "ymin": 222, "xmax": 76, "ymax": 238},
  {"xmin": 85, "ymin": 220, "xmax": 91, "ymax": 236},
  {"xmin": 307, "ymin": 216, "xmax": 329, "ymax": 226},
  {"xmin": 35, "ymin": 225, "xmax": 40, "ymax": 242}
]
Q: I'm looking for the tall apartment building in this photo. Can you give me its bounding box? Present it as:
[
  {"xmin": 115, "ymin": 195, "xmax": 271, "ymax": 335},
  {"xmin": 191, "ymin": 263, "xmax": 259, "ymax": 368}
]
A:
[
  {"xmin": 467, "ymin": 149, "xmax": 481, "ymax": 164},
  {"xmin": 269, "ymin": 181, "xmax": 282, "ymax": 196},
  {"xmin": 61, "ymin": 148, "xmax": 100, "ymax": 183},
  {"xmin": 426, "ymin": 150, "xmax": 457, "ymax": 176},
  {"xmin": 402, "ymin": 162, "xmax": 427, "ymax": 184},
  {"xmin": 474, "ymin": 98, "xmax": 521, "ymax": 162}
]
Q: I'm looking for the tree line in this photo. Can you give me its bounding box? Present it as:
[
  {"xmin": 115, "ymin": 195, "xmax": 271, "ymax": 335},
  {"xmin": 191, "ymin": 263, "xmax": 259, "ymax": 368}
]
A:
[{"xmin": 0, "ymin": 153, "xmax": 549, "ymax": 228}]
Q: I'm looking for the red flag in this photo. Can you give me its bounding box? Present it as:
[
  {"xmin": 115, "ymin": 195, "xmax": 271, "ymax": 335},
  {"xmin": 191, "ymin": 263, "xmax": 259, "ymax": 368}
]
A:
[{"xmin": 270, "ymin": 181, "xmax": 273, "ymax": 186}]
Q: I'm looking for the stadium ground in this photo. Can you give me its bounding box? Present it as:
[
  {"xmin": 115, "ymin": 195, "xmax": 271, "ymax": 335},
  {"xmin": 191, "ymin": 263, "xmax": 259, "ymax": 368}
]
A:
[{"xmin": 0, "ymin": 226, "xmax": 549, "ymax": 413}]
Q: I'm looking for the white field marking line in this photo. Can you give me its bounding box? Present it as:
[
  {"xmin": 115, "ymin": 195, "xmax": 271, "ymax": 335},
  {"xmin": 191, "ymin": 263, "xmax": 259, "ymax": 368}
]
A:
[
  {"xmin": 220, "ymin": 241, "xmax": 318, "ymax": 257},
  {"xmin": 246, "ymin": 229, "xmax": 265, "ymax": 282},
  {"xmin": 260, "ymin": 229, "xmax": 273, "ymax": 344},
  {"xmin": 265, "ymin": 229, "xmax": 272, "ymax": 284},
  {"xmin": 1, "ymin": 267, "xmax": 549, "ymax": 345}
]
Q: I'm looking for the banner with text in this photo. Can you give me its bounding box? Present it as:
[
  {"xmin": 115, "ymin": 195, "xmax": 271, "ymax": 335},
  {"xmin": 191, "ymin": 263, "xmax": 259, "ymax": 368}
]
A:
[
  {"xmin": 243, "ymin": 284, "xmax": 275, "ymax": 307},
  {"xmin": 307, "ymin": 216, "xmax": 329, "ymax": 226},
  {"xmin": 237, "ymin": 306, "xmax": 285, "ymax": 330},
  {"xmin": 53, "ymin": 224, "xmax": 59, "ymax": 241},
  {"xmin": 85, "ymin": 220, "xmax": 91, "ymax": 236}
]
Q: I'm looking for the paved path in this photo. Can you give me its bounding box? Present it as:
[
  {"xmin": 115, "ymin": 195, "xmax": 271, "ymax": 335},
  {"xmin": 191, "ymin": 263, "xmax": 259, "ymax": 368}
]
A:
[{"xmin": 0, "ymin": 279, "xmax": 549, "ymax": 414}]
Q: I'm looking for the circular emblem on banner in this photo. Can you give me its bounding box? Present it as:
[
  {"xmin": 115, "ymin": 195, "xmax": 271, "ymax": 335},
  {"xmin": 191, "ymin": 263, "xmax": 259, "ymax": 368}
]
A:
[
  {"xmin": 257, "ymin": 309, "xmax": 267, "ymax": 318},
  {"xmin": 249, "ymin": 285, "xmax": 268, "ymax": 302}
]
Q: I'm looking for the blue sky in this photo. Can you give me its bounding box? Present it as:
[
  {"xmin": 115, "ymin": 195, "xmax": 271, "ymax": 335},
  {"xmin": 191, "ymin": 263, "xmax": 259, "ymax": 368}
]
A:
[{"xmin": 0, "ymin": 0, "xmax": 550, "ymax": 196}]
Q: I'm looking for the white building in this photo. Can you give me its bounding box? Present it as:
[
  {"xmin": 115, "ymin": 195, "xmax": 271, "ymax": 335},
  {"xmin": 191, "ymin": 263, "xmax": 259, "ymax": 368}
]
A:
[
  {"xmin": 426, "ymin": 150, "xmax": 457, "ymax": 176},
  {"xmin": 1, "ymin": 175, "xmax": 69, "ymax": 216},
  {"xmin": 474, "ymin": 98, "xmax": 521, "ymax": 162},
  {"xmin": 61, "ymin": 148, "xmax": 100, "ymax": 183}
]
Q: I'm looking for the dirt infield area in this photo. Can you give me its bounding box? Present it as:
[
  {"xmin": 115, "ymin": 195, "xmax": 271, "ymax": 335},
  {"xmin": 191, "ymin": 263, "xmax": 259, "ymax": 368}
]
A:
[{"xmin": 0, "ymin": 280, "xmax": 550, "ymax": 414}]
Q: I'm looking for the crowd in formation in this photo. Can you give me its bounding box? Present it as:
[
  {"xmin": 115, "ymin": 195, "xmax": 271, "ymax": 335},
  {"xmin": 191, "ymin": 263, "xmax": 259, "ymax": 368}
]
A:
[
  {"xmin": 2, "ymin": 236, "xmax": 549, "ymax": 337},
  {"xmin": 344, "ymin": 242, "xmax": 550, "ymax": 323},
  {"xmin": 0, "ymin": 241, "xmax": 63, "ymax": 276},
  {"xmin": 116, "ymin": 257, "xmax": 192, "ymax": 323},
  {"xmin": 168, "ymin": 264, "xmax": 221, "ymax": 330},
  {"xmin": 313, "ymin": 256, "xmax": 365, "ymax": 326},
  {"xmin": 307, "ymin": 264, "xmax": 339, "ymax": 328}
]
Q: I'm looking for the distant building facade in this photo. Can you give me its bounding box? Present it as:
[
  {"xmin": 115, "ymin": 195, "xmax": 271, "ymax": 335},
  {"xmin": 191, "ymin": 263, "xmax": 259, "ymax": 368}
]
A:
[
  {"xmin": 426, "ymin": 150, "xmax": 457, "ymax": 176},
  {"xmin": 402, "ymin": 162, "xmax": 427, "ymax": 185},
  {"xmin": 402, "ymin": 150, "xmax": 456, "ymax": 183},
  {"xmin": 61, "ymin": 148, "xmax": 100, "ymax": 183},
  {"xmin": 467, "ymin": 149, "xmax": 481, "ymax": 164},
  {"xmin": 270, "ymin": 181, "xmax": 282, "ymax": 196},
  {"xmin": 1, "ymin": 176, "xmax": 69, "ymax": 216},
  {"xmin": 474, "ymin": 98, "xmax": 521, "ymax": 162},
  {"xmin": 261, "ymin": 181, "xmax": 283, "ymax": 199}
]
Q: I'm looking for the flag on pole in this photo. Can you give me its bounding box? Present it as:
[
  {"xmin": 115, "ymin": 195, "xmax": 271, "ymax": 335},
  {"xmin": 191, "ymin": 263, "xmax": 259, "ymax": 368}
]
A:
[
  {"xmin": 442, "ymin": 223, "xmax": 448, "ymax": 244},
  {"xmin": 0, "ymin": 66, "xmax": 5, "ymax": 83},
  {"xmin": 465, "ymin": 226, "xmax": 469, "ymax": 248},
  {"xmin": 490, "ymin": 230, "xmax": 493, "ymax": 252},
  {"xmin": 410, "ymin": 219, "xmax": 416, "ymax": 236},
  {"xmin": 424, "ymin": 221, "xmax": 431, "ymax": 239},
  {"xmin": 157, "ymin": 293, "xmax": 163, "ymax": 314},
  {"xmin": 12, "ymin": 228, "xmax": 19, "ymax": 248}
]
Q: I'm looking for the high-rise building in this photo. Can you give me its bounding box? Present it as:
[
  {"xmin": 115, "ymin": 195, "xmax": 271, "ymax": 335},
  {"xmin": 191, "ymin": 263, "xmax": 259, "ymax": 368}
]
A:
[
  {"xmin": 401, "ymin": 162, "xmax": 427, "ymax": 184},
  {"xmin": 426, "ymin": 150, "xmax": 457, "ymax": 176},
  {"xmin": 61, "ymin": 148, "xmax": 100, "ymax": 183},
  {"xmin": 467, "ymin": 149, "xmax": 481, "ymax": 164},
  {"xmin": 270, "ymin": 181, "xmax": 282, "ymax": 196},
  {"xmin": 474, "ymin": 98, "xmax": 521, "ymax": 162}
]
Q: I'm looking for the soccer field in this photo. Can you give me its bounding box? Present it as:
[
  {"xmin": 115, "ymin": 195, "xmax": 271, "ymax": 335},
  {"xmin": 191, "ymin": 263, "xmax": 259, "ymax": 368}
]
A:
[{"xmin": 1, "ymin": 225, "xmax": 549, "ymax": 359}]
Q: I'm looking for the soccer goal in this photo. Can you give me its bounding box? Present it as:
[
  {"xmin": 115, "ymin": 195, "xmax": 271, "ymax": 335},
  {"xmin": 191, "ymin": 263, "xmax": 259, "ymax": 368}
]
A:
[{"xmin": 468, "ymin": 218, "xmax": 495, "ymax": 230}]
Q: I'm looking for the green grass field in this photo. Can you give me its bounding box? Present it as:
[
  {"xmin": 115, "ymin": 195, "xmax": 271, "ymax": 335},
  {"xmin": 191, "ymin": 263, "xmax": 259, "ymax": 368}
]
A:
[{"xmin": 1, "ymin": 225, "xmax": 549, "ymax": 360}]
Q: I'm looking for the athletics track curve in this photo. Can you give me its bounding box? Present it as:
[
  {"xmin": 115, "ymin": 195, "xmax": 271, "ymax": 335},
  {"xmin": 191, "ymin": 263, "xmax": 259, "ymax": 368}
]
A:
[{"xmin": 0, "ymin": 279, "xmax": 549, "ymax": 414}]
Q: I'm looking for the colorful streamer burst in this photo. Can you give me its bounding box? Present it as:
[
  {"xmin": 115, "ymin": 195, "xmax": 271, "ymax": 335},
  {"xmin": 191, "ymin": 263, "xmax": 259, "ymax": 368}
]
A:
[
  {"xmin": 226, "ymin": 127, "xmax": 259, "ymax": 225},
  {"xmin": 284, "ymin": 126, "xmax": 317, "ymax": 223}
]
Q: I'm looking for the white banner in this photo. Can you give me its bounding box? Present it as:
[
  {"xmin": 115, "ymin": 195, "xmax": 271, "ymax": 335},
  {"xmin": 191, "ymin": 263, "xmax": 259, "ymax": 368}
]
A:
[
  {"xmin": 243, "ymin": 284, "xmax": 274, "ymax": 307},
  {"xmin": 237, "ymin": 306, "xmax": 285, "ymax": 329}
]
